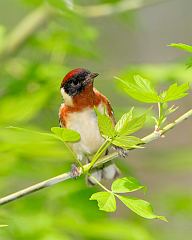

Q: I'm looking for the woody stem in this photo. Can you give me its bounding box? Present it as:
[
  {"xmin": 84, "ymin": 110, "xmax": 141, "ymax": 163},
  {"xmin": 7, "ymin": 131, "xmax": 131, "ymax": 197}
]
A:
[{"xmin": 0, "ymin": 109, "xmax": 191, "ymax": 206}]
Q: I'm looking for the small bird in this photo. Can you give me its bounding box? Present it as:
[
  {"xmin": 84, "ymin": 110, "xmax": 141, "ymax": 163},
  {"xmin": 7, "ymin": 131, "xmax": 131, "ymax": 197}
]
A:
[{"xmin": 59, "ymin": 68, "xmax": 119, "ymax": 184}]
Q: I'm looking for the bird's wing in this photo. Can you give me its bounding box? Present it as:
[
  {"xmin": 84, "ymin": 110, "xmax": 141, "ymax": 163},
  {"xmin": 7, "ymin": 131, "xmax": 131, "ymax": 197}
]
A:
[
  {"xmin": 94, "ymin": 88, "xmax": 116, "ymax": 126},
  {"xmin": 59, "ymin": 103, "xmax": 67, "ymax": 127},
  {"xmin": 103, "ymin": 98, "xmax": 116, "ymax": 126}
]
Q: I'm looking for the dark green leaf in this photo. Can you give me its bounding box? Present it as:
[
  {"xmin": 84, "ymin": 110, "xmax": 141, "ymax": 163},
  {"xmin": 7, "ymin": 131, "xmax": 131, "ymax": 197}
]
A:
[
  {"xmin": 160, "ymin": 83, "xmax": 189, "ymax": 102},
  {"xmin": 90, "ymin": 192, "xmax": 116, "ymax": 212},
  {"xmin": 95, "ymin": 108, "xmax": 115, "ymax": 137},
  {"xmin": 112, "ymin": 136, "xmax": 143, "ymax": 149},
  {"xmin": 117, "ymin": 196, "xmax": 167, "ymax": 221},
  {"xmin": 111, "ymin": 177, "xmax": 144, "ymax": 193},
  {"xmin": 51, "ymin": 127, "xmax": 80, "ymax": 142},
  {"xmin": 168, "ymin": 43, "xmax": 192, "ymax": 53},
  {"xmin": 116, "ymin": 75, "xmax": 160, "ymax": 103}
]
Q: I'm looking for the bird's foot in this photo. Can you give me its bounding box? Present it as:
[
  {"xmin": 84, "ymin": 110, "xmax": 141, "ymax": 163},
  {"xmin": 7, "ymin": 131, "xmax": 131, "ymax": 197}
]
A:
[
  {"xmin": 114, "ymin": 146, "xmax": 129, "ymax": 158},
  {"xmin": 70, "ymin": 164, "xmax": 81, "ymax": 178}
]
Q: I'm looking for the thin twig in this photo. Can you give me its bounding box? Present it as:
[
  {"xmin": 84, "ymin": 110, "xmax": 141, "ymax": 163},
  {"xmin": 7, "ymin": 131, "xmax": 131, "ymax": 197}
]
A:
[
  {"xmin": 74, "ymin": 0, "xmax": 167, "ymax": 18},
  {"xmin": 0, "ymin": 109, "xmax": 191, "ymax": 206},
  {"xmin": 0, "ymin": 4, "xmax": 54, "ymax": 58},
  {"xmin": 0, "ymin": 0, "xmax": 167, "ymax": 58}
]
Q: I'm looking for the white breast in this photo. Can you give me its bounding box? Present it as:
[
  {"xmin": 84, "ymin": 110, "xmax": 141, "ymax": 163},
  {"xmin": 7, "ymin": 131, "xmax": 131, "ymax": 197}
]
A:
[{"xmin": 66, "ymin": 105, "xmax": 105, "ymax": 161}]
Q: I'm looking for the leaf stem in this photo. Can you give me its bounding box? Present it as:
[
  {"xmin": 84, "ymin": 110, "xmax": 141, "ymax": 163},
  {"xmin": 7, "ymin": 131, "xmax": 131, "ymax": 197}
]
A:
[
  {"xmin": 158, "ymin": 102, "xmax": 161, "ymax": 119},
  {"xmin": 63, "ymin": 142, "xmax": 84, "ymax": 172},
  {"xmin": 88, "ymin": 175, "xmax": 111, "ymax": 193},
  {"xmin": 156, "ymin": 102, "xmax": 165, "ymax": 129},
  {"xmin": 74, "ymin": 0, "xmax": 166, "ymax": 18},
  {"xmin": 87, "ymin": 139, "xmax": 112, "ymax": 171},
  {"xmin": 0, "ymin": 4, "xmax": 54, "ymax": 59}
]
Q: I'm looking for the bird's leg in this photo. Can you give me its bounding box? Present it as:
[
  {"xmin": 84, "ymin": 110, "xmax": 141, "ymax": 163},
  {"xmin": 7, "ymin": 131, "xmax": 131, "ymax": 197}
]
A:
[
  {"xmin": 70, "ymin": 164, "xmax": 81, "ymax": 178},
  {"xmin": 105, "ymin": 148, "xmax": 109, "ymax": 155},
  {"xmin": 85, "ymin": 155, "xmax": 91, "ymax": 163},
  {"xmin": 114, "ymin": 146, "xmax": 129, "ymax": 158}
]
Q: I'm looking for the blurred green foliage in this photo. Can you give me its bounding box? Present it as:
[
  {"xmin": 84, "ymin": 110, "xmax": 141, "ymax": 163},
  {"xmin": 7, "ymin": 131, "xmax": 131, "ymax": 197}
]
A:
[{"xmin": 0, "ymin": 0, "xmax": 192, "ymax": 239}]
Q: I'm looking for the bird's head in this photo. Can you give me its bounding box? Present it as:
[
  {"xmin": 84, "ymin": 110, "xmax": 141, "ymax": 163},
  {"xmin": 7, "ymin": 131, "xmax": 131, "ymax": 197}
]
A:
[{"xmin": 60, "ymin": 68, "xmax": 99, "ymax": 105}]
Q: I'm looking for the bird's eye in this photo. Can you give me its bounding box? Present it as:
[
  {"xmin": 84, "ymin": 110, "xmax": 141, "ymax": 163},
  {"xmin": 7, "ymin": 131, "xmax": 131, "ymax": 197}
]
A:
[{"xmin": 72, "ymin": 79, "xmax": 79, "ymax": 85}]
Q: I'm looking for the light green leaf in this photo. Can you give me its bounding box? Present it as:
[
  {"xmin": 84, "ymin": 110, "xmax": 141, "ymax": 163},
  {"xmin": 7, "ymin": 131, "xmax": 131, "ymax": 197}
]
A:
[
  {"xmin": 0, "ymin": 25, "xmax": 6, "ymax": 51},
  {"xmin": 0, "ymin": 225, "xmax": 8, "ymax": 227},
  {"xmin": 51, "ymin": 127, "xmax": 80, "ymax": 142},
  {"xmin": 7, "ymin": 126, "xmax": 60, "ymax": 141},
  {"xmin": 117, "ymin": 196, "xmax": 167, "ymax": 221},
  {"xmin": 116, "ymin": 75, "xmax": 160, "ymax": 103},
  {"xmin": 95, "ymin": 108, "xmax": 115, "ymax": 138},
  {"xmin": 0, "ymin": 91, "xmax": 49, "ymax": 124},
  {"xmin": 115, "ymin": 107, "xmax": 133, "ymax": 133},
  {"xmin": 111, "ymin": 177, "xmax": 144, "ymax": 193},
  {"xmin": 47, "ymin": 0, "xmax": 68, "ymax": 11},
  {"xmin": 8, "ymin": 126, "xmax": 80, "ymax": 143},
  {"xmin": 116, "ymin": 113, "xmax": 146, "ymax": 136},
  {"xmin": 168, "ymin": 43, "xmax": 192, "ymax": 53},
  {"xmin": 167, "ymin": 105, "xmax": 179, "ymax": 115},
  {"xmin": 160, "ymin": 83, "xmax": 189, "ymax": 102},
  {"xmin": 112, "ymin": 136, "xmax": 143, "ymax": 149},
  {"xmin": 186, "ymin": 57, "xmax": 192, "ymax": 68},
  {"xmin": 90, "ymin": 192, "xmax": 116, "ymax": 212}
]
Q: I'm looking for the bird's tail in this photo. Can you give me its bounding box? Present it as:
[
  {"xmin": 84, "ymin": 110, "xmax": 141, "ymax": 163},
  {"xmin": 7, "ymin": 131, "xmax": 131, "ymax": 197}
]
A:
[{"xmin": 87, "ymin": 162, "xmax": 119, "ymax": 185}]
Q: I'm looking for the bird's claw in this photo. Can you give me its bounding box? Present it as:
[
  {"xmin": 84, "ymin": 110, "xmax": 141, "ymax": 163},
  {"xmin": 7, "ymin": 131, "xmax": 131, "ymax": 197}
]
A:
[
  {"xmin": 70, "ymin": 164, "xmax": 81, "ymax": 178},
  {"xmin": 115, "ymin": 146, "xmax": 129, "ymax": 158}
]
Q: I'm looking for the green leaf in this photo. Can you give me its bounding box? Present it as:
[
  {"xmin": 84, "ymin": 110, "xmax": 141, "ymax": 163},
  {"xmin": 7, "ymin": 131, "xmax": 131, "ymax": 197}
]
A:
[
  {"xmin": 160, "ymin": 83, "xmax": 189, "ymax": 102},
  {"xmin": 111, "ymin": 177, "xmax": 144, "ymax": 193},
  {"xmin": 0, "ymin": 25, "xmax": 6, "ymax": 51},
  {"xmin": 112, "ymin": 136, "xmax": 143, "ymax": 149},
  {"xmin": 168, "ymin": 43, "xmax": 192, "ymax": 53},
  {"xmin": 47, "ymin": 0, "xmax": 69, "ymax": 11},
  {"xmin": 117, "ymin": 196, "xmax": 167, "ymax": 221},
  {"xmin": 166, "ymin": 105, "xmax": 179, "ymax": 115},
  {"xmin": 186, "ymin": 57, "xmax": 192, "ymax": 68},
  {"xmin": 116, "ymin": 75, "xmax": 160, "ymax": 103},
  {"xmin": 51, "ymin": 127, "xmax": 80, "ymax": 142},
  {"xmin": 90, "ymin": 192, "xmax": 116, "ymax": 212},
  {"xmin": 7, "ymin": 126, "xmax": 61, "ymax": 141},
  {"xmin": 95, "ymin": 108, "xmax": 115, "ymax": 138},
  {"xmin": 8, "ymin": 126, "xmax": 81, "ymax": 143},
  {"xmin": 117, "ymin": 113, "xmax": 146, "ymax": 136},
  {"xmin": 115, "ymin": 107, "xmax": 133, "ymax": 133},
  {"xmin": 0, "ymin": 225, "xmax": 8, "ymax": 227}
]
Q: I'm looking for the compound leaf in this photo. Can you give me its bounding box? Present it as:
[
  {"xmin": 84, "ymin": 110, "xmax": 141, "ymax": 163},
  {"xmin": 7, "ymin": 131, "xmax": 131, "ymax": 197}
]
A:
[
  {"xmin": 116, "ymin": 75, "xmax": 160, "ymax": 103},
  {"xmin": 51, "ymin": 127, "xmax": 80, "ymax": 142},
  {"xmin": 117, "ymin": 196, "xmax": 167, "ymax": 221},
  {"xmin": 112, "ymin": 177, "xmax": 144, "ymax": 193},
  {"xmin": 90, "ymin": 192, "xmax": 116, "ymax": 212}
]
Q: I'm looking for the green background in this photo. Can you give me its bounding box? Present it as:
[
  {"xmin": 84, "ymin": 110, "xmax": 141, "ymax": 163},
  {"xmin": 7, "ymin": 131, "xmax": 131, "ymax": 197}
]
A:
[{"xmin": 0, "ymin": 0, "xmax": 192, "ymax": 239}]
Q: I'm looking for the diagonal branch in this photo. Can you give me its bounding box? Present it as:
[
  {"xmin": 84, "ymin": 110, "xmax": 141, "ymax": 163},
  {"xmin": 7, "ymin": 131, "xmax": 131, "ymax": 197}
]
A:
[
  {"xmin": 0, "ymin": 0, "xmax": 167, "ymax": 58},
  {"xmin": 0, "ymin": 108, "xmax": 191, "ymax": 206},
  {"xmin": 74, "ymin": 0, "xmax": 167, "ymax": 18},
  {"xmin": 0, "ymin": 4, "xmax": 54, "ymax": 58}
]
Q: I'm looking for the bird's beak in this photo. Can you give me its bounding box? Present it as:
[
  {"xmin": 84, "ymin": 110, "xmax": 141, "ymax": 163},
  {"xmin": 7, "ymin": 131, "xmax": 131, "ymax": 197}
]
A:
[
  {"xmin": 85, "ymin": 72, "xmax": 99, "ymax": 84},
  {"xmin": 90, "ymin": 72, "xmax": 99, "ymax": 79}
]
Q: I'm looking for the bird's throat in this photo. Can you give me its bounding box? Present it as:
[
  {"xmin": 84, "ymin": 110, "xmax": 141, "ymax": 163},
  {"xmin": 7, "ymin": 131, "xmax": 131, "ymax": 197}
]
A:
[{"xmin": 72, "ymin": 83, "xmax": 95, "ymax": 109}]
